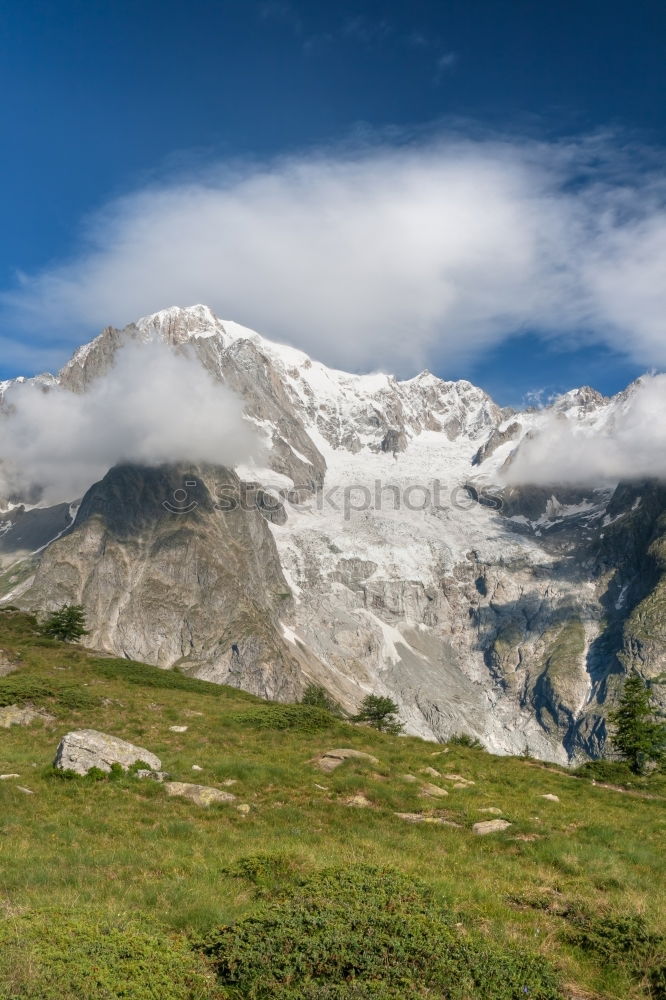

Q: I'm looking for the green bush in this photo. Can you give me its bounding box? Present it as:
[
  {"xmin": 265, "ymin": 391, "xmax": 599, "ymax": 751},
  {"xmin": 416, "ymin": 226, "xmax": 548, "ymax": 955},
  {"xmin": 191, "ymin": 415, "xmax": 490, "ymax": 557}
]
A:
[
  {"xmin": 227, "ymin": 704, "xmax": 335, "ymax": 732},
  {"xmin": 650, "ymin": 963, "xmax": 666, "ymax": 1000},
  {"xmin": 565, "ymin": 908, "xmax": 663, "ymax": 963},
  {"xmin": 49, "ymin": 761, "xmax": 146, "ymax": 783},
  {"xmin": 511, "ymin": 891, "xmax": 665, "ymax": 995},
  {"xmin": 225, "ymin": 852, "xmax": 304, "ymax": 892},
  {"xmin": 0, "ymin": 911, "xmax": 219, "ymax": 999},
  {"xmin": 300, "ymin": 683, "xmax": 342, "ymax": 715},
  {"xmin": 88, "ymin": 657, "xmax": 228, "ymax": 695},
  {"xmin": 55, "ymin": 687, "xmax": 99, "ymax": 710},
  {"xmin": 448, "ymin": 732, "xmax": 483, "ymax": 749},
  {"xmin": 0, "ymin": 675, "xmax": 97, "ymax": 711},
  {"xmin": 198, "ymin": 865, "xmax": 562, "ymax": 999},
  {"xmin": 0, "ymin": 676, "xmax": 54, "ymax": 706},
  {"xmin": 574, "ymin": 759, "xmax": 637, "ymax": 785}
]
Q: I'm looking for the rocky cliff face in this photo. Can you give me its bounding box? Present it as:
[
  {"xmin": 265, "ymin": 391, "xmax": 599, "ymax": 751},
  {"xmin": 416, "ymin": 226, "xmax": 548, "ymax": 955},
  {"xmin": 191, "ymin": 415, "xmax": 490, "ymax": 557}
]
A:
[
  {"xmin": 2, "ymin": 305, "xmax": 665, "ymax": 763},
  {"xmin": 22, "ymin": 463, "xmax": 303, "ymax": 701}
]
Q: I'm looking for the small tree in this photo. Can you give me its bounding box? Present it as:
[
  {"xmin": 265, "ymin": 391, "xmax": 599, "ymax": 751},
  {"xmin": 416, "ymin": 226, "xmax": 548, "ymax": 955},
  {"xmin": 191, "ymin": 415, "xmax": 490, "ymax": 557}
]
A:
[
  {"xmin": 300, "ymin": 683, "xmax": 341, "ymax": 716},
  {"xmin": 353, "ymin": 694, "xmax": 404, "ymax": 734},
  {"xmin": 448, "ymin": 732, "xmax": 483, "ymax": 750},
  {"xmin": 41, "ymin": 605, "xmax": 88, "ymax": 643},
  {"xmin": 609, "ymin": 673, "xmax": 666, "ymax": 774}
]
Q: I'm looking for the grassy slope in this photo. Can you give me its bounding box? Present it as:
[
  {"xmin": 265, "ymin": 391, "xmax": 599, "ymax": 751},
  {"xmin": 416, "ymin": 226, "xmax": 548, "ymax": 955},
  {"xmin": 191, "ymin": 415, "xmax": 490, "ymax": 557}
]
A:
[{"xmin": 0, "ymin": 611, "xmax": 664, "ymax": 999}]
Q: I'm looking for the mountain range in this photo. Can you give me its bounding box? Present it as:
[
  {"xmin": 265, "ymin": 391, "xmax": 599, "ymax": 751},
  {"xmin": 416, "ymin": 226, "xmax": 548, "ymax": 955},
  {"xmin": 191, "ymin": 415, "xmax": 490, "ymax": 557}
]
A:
[{"xmin": 1, "ymin": 304, "xmax": 664, "ymax": 763}]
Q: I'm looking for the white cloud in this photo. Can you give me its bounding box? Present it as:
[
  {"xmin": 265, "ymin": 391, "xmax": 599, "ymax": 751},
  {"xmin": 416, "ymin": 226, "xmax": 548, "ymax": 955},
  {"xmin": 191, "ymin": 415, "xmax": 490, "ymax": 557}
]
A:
[
  {"xmin": 503, "ymin": 374, "xmax": 666, "ymax": 485},
  {"xmin": 2, "ymin": 134, "xmax": 665, "ymax": 375},
  {"xmin": 0, "ymin": 341, "xmax": 262, "ymax": 504}
]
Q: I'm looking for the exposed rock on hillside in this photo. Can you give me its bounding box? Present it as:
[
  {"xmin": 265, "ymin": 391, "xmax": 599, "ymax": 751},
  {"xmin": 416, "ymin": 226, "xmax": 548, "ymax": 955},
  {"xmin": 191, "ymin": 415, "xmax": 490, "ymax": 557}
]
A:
[
  {"xmin": 23, "ymin": 463, "xmax": 304, "ymax": 701},
  {"xmin": 54, "ymin": 729, "xmax": 161, "ymax": 775}
]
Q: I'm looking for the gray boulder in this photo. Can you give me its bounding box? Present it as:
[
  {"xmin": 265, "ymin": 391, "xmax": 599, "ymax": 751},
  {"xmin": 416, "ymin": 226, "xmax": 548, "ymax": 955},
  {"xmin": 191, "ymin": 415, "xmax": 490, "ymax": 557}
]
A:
[
  {"xmin": 54, "ymin": 729, "xmax": 161, "ymax": 776},
  {"xmin": 0, "ymin": 650, "xmax": 19, "ymax": 677},
  {"xmin": 473, "ymin": 819, "xmax": 512, "ymax": 835},
  {"xmin": 164, "ymin": 781, "xmax": 236, "ymax": 807},
  {"xmin": 0, "ymin": 705, "xmax": 55, "ymax": 728},
  {"xmin": 315, "ymin": 748, "xmax": 379, "ymax": 773}
]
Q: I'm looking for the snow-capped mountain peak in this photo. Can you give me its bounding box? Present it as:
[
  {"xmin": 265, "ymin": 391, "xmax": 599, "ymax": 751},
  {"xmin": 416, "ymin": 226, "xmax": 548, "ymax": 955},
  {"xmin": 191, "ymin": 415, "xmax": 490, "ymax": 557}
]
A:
[{"xmin": 2, "ymin": 304, "xmax": 664, "ymax": 766}]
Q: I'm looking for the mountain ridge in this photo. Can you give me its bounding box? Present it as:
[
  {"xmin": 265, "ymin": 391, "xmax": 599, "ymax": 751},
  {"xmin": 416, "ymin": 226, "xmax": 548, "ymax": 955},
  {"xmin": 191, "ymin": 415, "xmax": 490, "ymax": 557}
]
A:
[{"xmin": 1, "ymin": 305, "xmax": 664, "ymax": 763}]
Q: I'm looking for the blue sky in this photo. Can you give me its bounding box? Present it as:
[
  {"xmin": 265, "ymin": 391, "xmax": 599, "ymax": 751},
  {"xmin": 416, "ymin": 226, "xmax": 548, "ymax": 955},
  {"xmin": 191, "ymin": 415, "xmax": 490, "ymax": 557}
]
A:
[{"xmin": 1, "ymin": 0, "xmax": 665, "ymax": 404}]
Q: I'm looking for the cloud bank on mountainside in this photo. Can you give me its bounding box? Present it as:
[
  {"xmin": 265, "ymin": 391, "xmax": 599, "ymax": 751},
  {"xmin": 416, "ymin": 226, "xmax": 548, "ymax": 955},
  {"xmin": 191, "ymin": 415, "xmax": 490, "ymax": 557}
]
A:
[
  {"xmin": 2, "ymin": 133, "xmax": 665, "ymax": 375},
  {"xmin": 503, "ymin": 374, "xmax": 666, "ymax": 486},
  {"xmin": 0, "ymin": 341, "xmax": 261, "ymax": 504}
]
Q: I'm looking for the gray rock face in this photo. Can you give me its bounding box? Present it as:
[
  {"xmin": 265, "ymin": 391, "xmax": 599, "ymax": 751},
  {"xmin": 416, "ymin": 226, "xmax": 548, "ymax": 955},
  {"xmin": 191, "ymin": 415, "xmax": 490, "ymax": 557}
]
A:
[
  {"xmin": 0, "ymin": 705, "xmax": 54, "ymax": 728},
  {"xmin": 420, "ymin": 782, "xmax": 449, "ymax": 798},
  {"xmin": 53, "ymin": 729, "xmax": 161, "ymax": 775},
  {"xmin": 136, "ymin": 769, "xmax": 170, "ymax": 782},
  {"xmin": 315, "ymin": 748, "xmax": 380, "ymax": 773},
  {"xmin": 395, "ymin": 813, "xmax": 461, "ymax": 827},
  {"xmin": 473, "ymin": 819, "xmax": 512, "ymax": 835},
  {"xmin": 163, "ymin": 781, "xmax": 236, "ymax": 806},
  {"xmin": 22, "ymin": 463, "xmax": 303, "ymax": 702},
  {"xmin": 0, "ymin": 504, "xmax": 74, "ymax": 571},
  {"xmin": 0, "ymin": 649, "xmax": 19, "ymax": 677}
]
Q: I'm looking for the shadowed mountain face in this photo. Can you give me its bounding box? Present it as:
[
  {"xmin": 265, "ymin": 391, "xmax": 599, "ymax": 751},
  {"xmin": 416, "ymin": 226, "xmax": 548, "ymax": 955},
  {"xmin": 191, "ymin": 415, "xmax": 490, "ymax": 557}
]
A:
[
  {"xmin": 2, "ymin": 305, "xmax": 665, "ymax": 763},
  {"xmin": 22, "ymin": 464, "xmax": 303, "ymax": 702}
]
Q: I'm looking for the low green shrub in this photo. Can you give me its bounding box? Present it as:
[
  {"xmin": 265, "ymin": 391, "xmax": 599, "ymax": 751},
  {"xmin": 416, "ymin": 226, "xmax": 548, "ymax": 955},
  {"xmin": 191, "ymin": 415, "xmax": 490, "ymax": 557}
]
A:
[
  {"xmin": 565, "ymin": 908, "xmax": 663, "ymax": 964},
  {"xmin": 198, "ymin": 865, "xmax": 562, "ymax": 999},
  {"xmin": 0, "ymin": 910, "xmax": 220, "ymax": 999},
  {"xmin": 300, "ymin": 683, "xmax": 343, "ymax": 716},
  {"xmin": 448, "ymin": 732, "xmax": 483, "ymax": 749},
  {"xmin": 573, "ymin": 759, "xmax": 638, "ymax": 785},
  {"xmin": 0, "ymin": 676, "xmax": 54, "ymax": 706},
  {"xmin": 510, "ymin": 891, "xmax": 665, "ymax": 995},
  {"xmin": 88, "ymin": 657, "xmax": 229, "ymax": 695},
  {"xmin": 225, "ymin": 852, "xmax": 305, "ymax": 892},
  {"xmin": 227, "ymin": 704, "xmax": 335, "ymax": 732},
  {"xmin": 49, "ymin": 761, "xmax": 149, "ymax": 784},
  {"xmin": 650, "ymin": 963, "xmax": 666, "ymax": 1000},
  {"xmin": 54, "ymin": 687, "xmax": 99, "ymax": 710},
  {"xmin": 0, "ymin": 675, "xmax": 97, "ymax": 711}
]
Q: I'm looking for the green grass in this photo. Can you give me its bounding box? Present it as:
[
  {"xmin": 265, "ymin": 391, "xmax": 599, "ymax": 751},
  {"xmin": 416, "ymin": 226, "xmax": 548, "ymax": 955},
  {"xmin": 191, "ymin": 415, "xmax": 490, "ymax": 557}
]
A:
[{"xmin": 0, "ymin": 611, "xmax": 664, "ymax": 999}]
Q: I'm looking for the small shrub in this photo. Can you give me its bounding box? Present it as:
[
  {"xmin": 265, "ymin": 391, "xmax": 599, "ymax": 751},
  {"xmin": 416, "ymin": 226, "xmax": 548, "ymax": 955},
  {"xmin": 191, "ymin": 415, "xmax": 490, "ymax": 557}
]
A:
[
  {"xmin": 650, "ymin": 963, "xmax": 666, "ymax": 1000},
  {"xmin": 49, "ymin": 762, "xmax": 133, "ymax": 784},
  {"xmin": 300, "ymin": 683, "xmax": 342, "ymax": 715},
  {"xmin": 228, "ymin": 704, "xmax": 334, "ymax": 732},
  {"xmin": 225, "ymin": 852, "xmax": 304, "ymax": 892},
  {"xmin": 510, "ymin": 891, "xmax": 665, "ymax": 995},
  {"xmin": 55, "ymin": 687, "xmax": 98, "ymax": 710},
  {"xmin": 0, "ymin": 676, "xmax": 54, "ymax": 707},
  {"xmin": 574, "ymin": 759, "xmax": 637, "ymax": 785},
  {"xmin": 198, "ymin": 865, "xmax": 562, "ymax": 999},
  {"xmin": 448, "ymin": 732, "xmax": 483, "ymax": 749},
  {"xmin": 0, "ymin": 675, "xmax": 97, "ymax": 711},
  {"xmin": 0, "ymin": 910, "xmax": 219, "ymax": 1000},
  {"xmin": 86, "ymin": 765, "xmax": 111, "ymax": 782},
  {"xmin": 89, "ymin": 657, "xmax": 228, "ymax": 696},
  {"xmin": 566, "ymin": 908, "xmax": 663, "ymax": 963}
]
